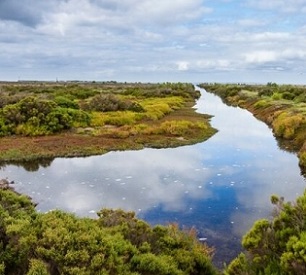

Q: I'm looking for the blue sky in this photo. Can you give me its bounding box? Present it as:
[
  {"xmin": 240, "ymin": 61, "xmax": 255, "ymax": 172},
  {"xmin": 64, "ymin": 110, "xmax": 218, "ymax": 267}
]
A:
[{"xmin": 0, "ymin": 0, "xmax": 306, "ymax": 83}]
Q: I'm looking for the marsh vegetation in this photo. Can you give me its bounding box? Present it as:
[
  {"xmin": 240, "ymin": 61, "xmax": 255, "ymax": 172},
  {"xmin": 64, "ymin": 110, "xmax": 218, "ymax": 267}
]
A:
[
  {"xmin": 0, "ymin": 186, "xmax": 217, "ymax": 275},
  {"xmin": 199, "ymin": 83, "xmax": 306, "ymax": 175},
  {"xmin": 0, "ymin": 82, "xmax": 216, "ymax": 162}
]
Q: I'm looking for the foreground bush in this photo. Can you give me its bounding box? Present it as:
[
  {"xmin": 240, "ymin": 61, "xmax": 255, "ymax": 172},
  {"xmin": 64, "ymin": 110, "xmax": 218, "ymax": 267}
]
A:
[
  {"xmin": 225, "ymin": 191, "xmax": 306, "ymax": 275},
  {"xmin": 0, "ymin": 187, "xmax": 217, "ymax": 275}
]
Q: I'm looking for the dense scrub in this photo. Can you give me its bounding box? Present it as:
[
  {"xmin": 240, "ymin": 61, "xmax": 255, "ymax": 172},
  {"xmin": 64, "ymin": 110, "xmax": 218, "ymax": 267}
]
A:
[
  {"xmin": 225, "ymin": 191, "xmax": 306, "ymax": 275},
  {"xmin": 0, "ymin": 82, "xmax": 216, "ymax": 162},
  {"xmin": 199, "ymin": 83, "xmax": 306, "ymax": 175},
  {"xmin": 0, "ymin": 185, "xmax": 217, "ymax": 275}
]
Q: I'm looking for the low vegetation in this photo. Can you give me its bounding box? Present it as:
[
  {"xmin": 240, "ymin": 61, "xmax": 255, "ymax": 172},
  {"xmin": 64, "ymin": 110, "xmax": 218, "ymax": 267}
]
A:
[
  {"xmin": 0, "ymin": 82, "xmax": 217, "ymax": 163},
  {"xmin": 0, "ymin": 185, "xmax": 217, "ymax": 275},
  {"xmin": 2, "ymin": 179, "xmax": 306, "ymax": 274},
  {"xmin": 199, "ymin": 83, "xmax": 306, "ymax": 175},
  {"xmin": 225, "ymin": 191, "xmax": 306, "ymax": 275}
]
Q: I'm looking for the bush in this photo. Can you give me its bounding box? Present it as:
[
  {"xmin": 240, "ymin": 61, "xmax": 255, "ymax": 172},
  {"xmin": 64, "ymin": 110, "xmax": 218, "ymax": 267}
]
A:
[
  {"xmin": 0, "ymin": 188, "xmax": 217, "ymax": 275},
  {"xmin": 225, "ymin": 191, "xmax": 306, "ymax": 275},
  {"xmin": 273, "ymin": 112, "xmax": 305, "ymax": 139},
  {"xmin": 87, "ymin": 94, "xmax": 144, "ymax": 113},
  {"xmin": 54, "ymin": 96, "xmax": 79, "ymax": 109}
]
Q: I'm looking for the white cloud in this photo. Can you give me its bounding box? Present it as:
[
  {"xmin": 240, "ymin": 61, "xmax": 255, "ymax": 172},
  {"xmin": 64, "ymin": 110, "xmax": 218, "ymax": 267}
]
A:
[
  {"xmin": 244, "ymin": 50, "xmax": 278, "ymax": 63},
  {"xmin": 177, "ymin": 61, "xmax": 189, "ymax": 71},
  {"xmin": 0, "ymin": 0, "xmax": 305, "ymax": 83},
  {"xmin": 248, "ymin": 0, "xmax": 306, "ymax": 12}
]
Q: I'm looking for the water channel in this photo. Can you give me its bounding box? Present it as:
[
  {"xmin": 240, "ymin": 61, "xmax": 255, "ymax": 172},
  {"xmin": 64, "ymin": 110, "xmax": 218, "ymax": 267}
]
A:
[{"xmin": 0, "ymin": 86, "xmax": 305, "ymax": 266}]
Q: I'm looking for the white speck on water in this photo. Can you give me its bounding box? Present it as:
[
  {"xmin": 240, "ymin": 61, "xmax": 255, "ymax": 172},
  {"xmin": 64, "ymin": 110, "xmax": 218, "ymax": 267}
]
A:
[
  {"xmin": 125, "ymin": 176, "xmax": 132, "ymax": 179},
  {"xmin": 115, "ymin": 178, "xmax": 121, "ymax": 182},
  {"xmin": 105, "ymin": 177, "xmax": 110, "ymax": 180},
  {"xmin": 89, "ymin": 184, "xmax": 95, "ymax": 188},
  {"xmin": 41, "ymin": 173, "xmax": 45, "ymax": 176},
  {"xmin": 122, "ymin": 197, "xmax": 126, "ymax": 200},
  {"xmin": 120, "ymin": 182, "xmax": 126, "ymax": 185},
  {"xmin": 217, "ymin": 173, "xmax": 222, "ymax": 176},
  {"xmin": 199, "ymin": 237, "xmax": 207, "ymax": 241},
  {"xmin": 230, "ymin": 183, "xmax": 234, "ymax": 186},
  {"xmin": 185, "ymin": 190, "xmax": 189, "ymax": 194},
  {"xmin": 46, "ymin": 186, "xmax": 50, "ymax": 189},
  {"xmin": 198, "ymin": 185, "xmax": 202, "ymax": 189},
  {"xmin": 80, "ymin": 182, "xmax": 86, "ymax": 185},
  {"xmin": 209, "ymin": 182, "xmax": 213, "ymax": 185},
  {"xmin": 138, "ymin": 209, "xmax": 142, "ymax": 212},
  {"xmin": 174, "ymin": 180, "xmax": 178, "ymax": 183},
  {"xmin": 231, "ymin": 221, "xmax": 234, "ymax": 224}
]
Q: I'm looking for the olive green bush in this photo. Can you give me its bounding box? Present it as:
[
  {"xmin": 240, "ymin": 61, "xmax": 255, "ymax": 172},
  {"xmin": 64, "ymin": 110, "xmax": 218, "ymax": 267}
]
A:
[
  {"xmin": 0, "ymin": 188, "xmax": 217, "ymax": 275},
  {"xmin": 0, "ymin": 96, "xmax": 90, "ymax": 136},
  {"xmin": 225, "ymin": 191, "xmax": 306, "ymax": 275}
]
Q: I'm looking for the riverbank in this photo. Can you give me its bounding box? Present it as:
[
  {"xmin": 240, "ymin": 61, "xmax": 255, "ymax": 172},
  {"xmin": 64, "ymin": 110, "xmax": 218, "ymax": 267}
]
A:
[
  {"xmin": 0, "ymin": 82, "xmax": 217, "ymax": 163},
  {"xmin": 199, "ymin": 83, "xmax": 306, "ymax": 176},
  {"xmin": 0, "ymin": 184, "xmax": 217, "ymax": 274}
]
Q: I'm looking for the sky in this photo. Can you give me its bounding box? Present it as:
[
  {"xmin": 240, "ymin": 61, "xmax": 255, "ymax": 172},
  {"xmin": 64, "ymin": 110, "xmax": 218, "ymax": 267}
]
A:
[{"xmin": 1, "ymin": 0, "xmax": 306, "ymax": 84}]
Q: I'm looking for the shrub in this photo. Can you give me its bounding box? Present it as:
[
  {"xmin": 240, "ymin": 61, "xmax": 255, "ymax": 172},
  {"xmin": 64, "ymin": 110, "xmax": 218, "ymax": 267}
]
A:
[
  {"xmin": 87, "ymin": 94, "xmax": 144, "ymax": 113},
  {"xmin": 0, "ymin": 188, "xmax": 217, "ymax": 275},
  {"xmin": 254, "ymin": 99, "xmax": 271, "ymax": 109},
  {"xmin": 225, "ymin": 191, "xmax": 306, "ymax": 275},
  {"xmin": 273, "ymin": 112, "xmax": 305, "ymax": 139},
  {"xmin": 54, "ymin": 96, "xmax": 79, "ymax": 109},
  {"xmin": 271, "ymin": 93, "xmax": 282, "ymax": 100}
]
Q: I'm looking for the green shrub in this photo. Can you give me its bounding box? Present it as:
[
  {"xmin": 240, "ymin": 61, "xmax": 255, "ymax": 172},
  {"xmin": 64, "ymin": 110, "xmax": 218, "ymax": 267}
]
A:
[
  {"xmin": 54, "ymin": 96, "xmax": 79, "ymax": 109},
  {"xmin": 0, "ymin": 188, "xmax": 217, "ymax": 275},
  {"xmin": 271, "ymin": 93, "xmax": 282, "ymax": 100},
  {"xmin": 273, "ymin": 112, "xmax": 305, "ymax": 139},
  {"xmin": 225, "ymin": 191, "xmax": 306, "ymax": 275},
  {"xmin": 254, "ymin": 99, "xmax": 271, "ymax": 109}
]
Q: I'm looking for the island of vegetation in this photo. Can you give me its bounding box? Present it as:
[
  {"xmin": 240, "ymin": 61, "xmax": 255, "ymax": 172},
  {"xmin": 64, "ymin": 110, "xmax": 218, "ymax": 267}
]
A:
[
  {"xmin": 199, "ymin": 83, "xmax": 306, "ymax": 176},
  {"xmin": 0, "ymin": 82, "xmax": 217, "ymax": 164}
]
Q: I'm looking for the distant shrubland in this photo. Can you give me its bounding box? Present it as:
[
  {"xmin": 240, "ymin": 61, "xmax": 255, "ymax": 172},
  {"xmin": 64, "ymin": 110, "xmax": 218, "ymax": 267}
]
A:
[{"xmin": 199, "ymin": 83, "xmax": 306, "ymax": 175}]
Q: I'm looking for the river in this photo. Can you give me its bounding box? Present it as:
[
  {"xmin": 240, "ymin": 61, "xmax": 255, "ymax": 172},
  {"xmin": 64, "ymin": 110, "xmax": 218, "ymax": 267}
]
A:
[{"xmin": 0, "ymin": 86, "xmax": 305, "ymax": 266}]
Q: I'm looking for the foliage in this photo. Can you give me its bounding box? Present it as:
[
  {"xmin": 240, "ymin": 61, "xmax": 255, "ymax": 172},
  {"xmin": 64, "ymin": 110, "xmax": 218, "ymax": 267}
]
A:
[
  {"xmin": 0, "ymin": 96, "xmax": 90, "ymax": 136},
  {"xmin": 0, "ymin": 188, "xmax": 217, "ymax": 275},
  {"xmin": 225, "ymin": 191, "xmax": 306, "ymax": 275},
  {"xmin": 53, "ymin": 96, "xmax": 79, "ymax": 109},
  {"xmin": 85, "ymin": 93, "xmax": 144, "ymax": 113},
  {"xmin": 273, "ymin": 112, "xmax": 305, "ymax": 139}
]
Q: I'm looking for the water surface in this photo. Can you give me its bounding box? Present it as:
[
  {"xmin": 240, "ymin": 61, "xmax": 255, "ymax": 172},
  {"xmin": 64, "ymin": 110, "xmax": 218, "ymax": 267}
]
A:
[{"xmin": 1, "ymin": 87, "xmax": 305, "ymax": 266}]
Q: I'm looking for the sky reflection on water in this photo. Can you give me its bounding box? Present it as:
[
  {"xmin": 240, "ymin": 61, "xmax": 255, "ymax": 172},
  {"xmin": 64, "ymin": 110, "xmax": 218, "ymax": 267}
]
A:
[{"xmin": 0, "ymin": 87, "xmax": 305, "ymax": 266}]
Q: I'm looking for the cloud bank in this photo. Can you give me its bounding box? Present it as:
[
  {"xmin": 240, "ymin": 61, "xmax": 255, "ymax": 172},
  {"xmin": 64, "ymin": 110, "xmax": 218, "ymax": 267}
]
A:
[{"xmin": 0, "ymin": 0, "xmax": 305, "ymax": 83}]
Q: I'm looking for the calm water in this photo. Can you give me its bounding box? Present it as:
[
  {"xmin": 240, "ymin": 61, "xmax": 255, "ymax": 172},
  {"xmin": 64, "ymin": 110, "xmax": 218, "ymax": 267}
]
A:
[{"xmin": 0, "ymin": 87, "xmax": 305, "ymax": 266}]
